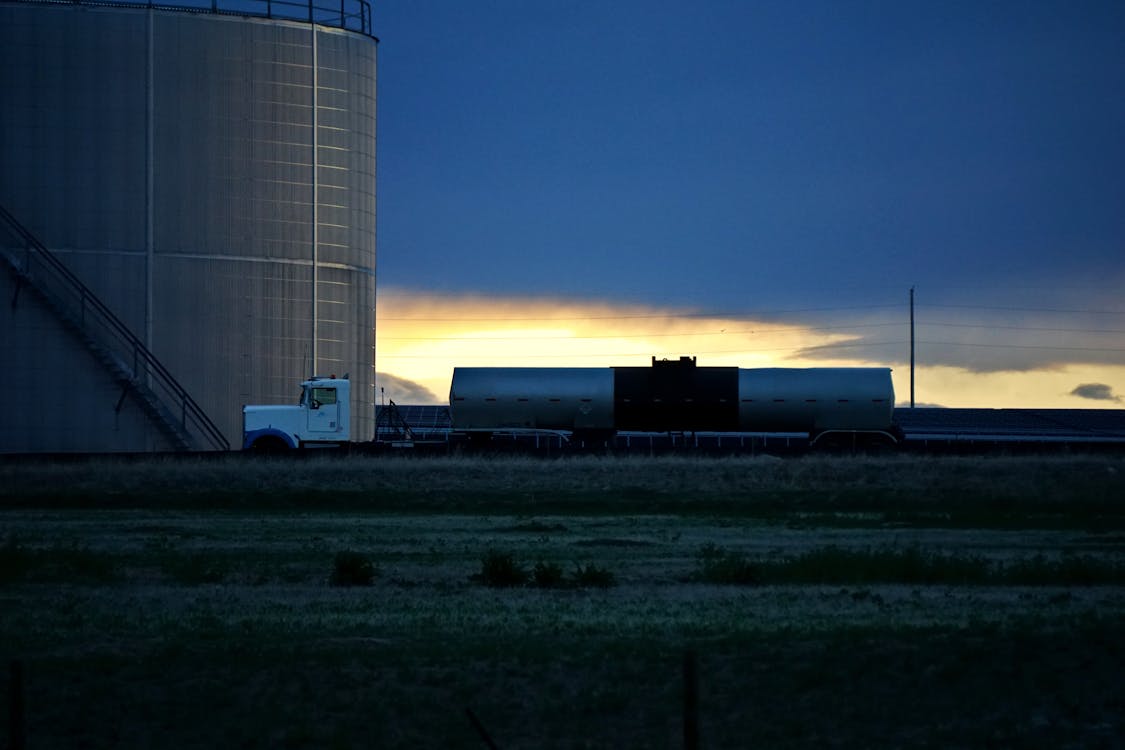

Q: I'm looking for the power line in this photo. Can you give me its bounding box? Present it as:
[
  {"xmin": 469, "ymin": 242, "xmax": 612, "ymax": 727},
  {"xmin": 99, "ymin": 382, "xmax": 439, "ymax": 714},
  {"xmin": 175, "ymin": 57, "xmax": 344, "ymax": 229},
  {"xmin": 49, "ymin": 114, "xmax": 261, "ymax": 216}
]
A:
[
  {"xmin": 378, "ymin": 322, "xmax": 903, "ymax": 341},
  {"xmin": 377, "ymin": 303, "xmax": 902, "ymax": 322},
  {"xmin": 916, "ymin": 340, "xmax": 1125, "ymax": 353},
  {"xmin": 380, "ymin": 302, "xmax": 1125, "ymax": 322},
  {"xmin": 921, "ymin": 322, "xmax": 1125, "ymax": 334},
  {"xmin": 378, "ymin": 319, "xmax": 1125, "ymax": 342},
  {"xmin": 379, "ymin": 308, "xmax": 1125, "ymax": 338},
  {"xmin": 920, "ymin": 303, "xmax": 1125, "ymax": 315},
  {"xmin": 381, "ymin": 338, "xmax": 1125, "ymax": 359},
  {"xmin": 384, "ymin": 342, "xmax": 907, "ymax": 359}
]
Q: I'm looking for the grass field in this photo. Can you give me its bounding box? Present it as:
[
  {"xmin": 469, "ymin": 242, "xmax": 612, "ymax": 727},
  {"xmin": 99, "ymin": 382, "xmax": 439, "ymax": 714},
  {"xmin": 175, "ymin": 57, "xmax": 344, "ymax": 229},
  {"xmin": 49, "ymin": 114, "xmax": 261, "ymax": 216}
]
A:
[{"xmin": 2, "ymin": 453, "xmax": 1124, "ymax": 748}]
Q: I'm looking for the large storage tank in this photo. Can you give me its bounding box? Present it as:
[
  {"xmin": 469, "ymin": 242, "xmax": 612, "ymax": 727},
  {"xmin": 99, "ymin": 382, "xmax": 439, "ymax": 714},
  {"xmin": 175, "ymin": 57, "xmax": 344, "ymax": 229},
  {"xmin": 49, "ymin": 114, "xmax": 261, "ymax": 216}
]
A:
[{"xmin": 0, "ymin": 0, "xmax": 377, "ymax": 452}]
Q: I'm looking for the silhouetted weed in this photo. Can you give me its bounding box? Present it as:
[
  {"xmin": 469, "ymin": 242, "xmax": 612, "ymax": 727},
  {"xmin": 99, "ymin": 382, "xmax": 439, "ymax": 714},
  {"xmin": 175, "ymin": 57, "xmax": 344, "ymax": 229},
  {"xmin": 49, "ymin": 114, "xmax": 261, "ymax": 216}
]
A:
[
  {"xmin": 477, "ymin": 550, "xmax": 528, "ymax": 587},
  {"xmin": 693, "ymin": 543, "xmax": 761, "ymax": 585},
  {"xmin": 532, "ymin": 560, "xmax": 567, "ymax": 588},
  {"xmin": 329, "ymin": 550, "xmax": 377, "ymax": 587},
  {"xmin": 572, "ymin": 563, "xmax": 616, "ymax": 589}
]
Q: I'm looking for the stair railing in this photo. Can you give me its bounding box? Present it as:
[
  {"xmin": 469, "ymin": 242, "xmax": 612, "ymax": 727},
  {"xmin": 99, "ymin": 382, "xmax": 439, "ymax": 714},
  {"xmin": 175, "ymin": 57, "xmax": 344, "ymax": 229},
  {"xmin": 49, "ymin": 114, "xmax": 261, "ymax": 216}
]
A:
[{"xmin": 0, "ymin": 203, "xmax": 230, "ymax": 451}]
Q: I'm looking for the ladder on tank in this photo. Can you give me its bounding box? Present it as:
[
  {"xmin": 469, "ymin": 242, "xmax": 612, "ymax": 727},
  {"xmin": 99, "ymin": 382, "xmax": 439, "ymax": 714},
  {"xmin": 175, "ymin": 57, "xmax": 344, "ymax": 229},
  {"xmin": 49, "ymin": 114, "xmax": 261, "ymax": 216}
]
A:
[{"xmin": 0, "ymin": 202, "xmax": 230, "ymax": 452}]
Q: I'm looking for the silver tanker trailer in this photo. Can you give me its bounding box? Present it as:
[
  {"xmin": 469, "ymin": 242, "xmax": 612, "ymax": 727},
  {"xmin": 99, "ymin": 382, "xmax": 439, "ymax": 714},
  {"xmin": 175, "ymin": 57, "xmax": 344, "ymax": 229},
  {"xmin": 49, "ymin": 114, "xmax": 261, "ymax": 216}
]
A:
[{"xmin": 450, "ymin": 356, "xmax": 898, "ymax": 448}]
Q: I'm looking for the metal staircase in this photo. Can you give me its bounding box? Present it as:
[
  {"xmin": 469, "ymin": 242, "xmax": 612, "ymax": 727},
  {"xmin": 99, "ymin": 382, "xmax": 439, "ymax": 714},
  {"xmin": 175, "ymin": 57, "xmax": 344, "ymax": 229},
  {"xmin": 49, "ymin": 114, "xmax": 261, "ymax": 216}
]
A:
[
  {"xmin": 374, "ymin": 399, "xmax": 416, "ymax": 444},
  {"xmin": 0, "ymin": 203, "xmax": 230, "ymax": 451}
]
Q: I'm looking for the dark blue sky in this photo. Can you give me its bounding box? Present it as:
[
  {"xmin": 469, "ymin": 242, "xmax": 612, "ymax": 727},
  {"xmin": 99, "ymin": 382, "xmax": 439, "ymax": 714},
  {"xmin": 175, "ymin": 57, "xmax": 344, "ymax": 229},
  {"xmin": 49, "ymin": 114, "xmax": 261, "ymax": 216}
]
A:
[{"xmin": 374, "ymin": 0, "xmax": 1125, "ymax": 318}]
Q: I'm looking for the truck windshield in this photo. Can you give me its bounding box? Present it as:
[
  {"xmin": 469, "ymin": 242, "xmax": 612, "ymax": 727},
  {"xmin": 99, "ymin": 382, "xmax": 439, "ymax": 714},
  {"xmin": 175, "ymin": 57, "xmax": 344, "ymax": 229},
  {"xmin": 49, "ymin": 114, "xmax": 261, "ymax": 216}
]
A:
[{"xmin": 299, "ymin": 387, "xmax": 308, "ymax": 406}]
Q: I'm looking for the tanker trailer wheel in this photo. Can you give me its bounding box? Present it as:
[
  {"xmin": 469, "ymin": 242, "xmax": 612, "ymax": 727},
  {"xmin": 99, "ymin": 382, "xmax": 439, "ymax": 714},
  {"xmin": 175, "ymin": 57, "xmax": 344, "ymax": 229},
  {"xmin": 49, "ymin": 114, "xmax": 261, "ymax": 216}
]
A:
[
  {"xmin": 572, "ymin": 430, "xmax": 614, "ymax": 450},
  {"xmin": 809, "ymin": 431, "xmax": 856, "ymax": 454},
  {"xmin": 465, "ymin": 431, "xmax": 494, "ymax": 451}
]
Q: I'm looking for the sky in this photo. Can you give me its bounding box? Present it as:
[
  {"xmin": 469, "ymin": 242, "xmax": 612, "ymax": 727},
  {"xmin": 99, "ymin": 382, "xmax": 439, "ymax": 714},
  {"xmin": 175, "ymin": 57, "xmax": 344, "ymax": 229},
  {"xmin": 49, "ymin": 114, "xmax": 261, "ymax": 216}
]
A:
[{"xmin": 371, "ymin": 0, "xmax": 1125, "ymax": 407}]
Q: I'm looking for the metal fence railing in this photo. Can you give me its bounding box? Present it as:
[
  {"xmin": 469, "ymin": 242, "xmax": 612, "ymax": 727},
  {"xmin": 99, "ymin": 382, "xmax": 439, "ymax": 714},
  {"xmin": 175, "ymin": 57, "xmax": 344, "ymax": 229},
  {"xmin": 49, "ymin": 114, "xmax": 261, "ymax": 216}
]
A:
[{"xmin": 2, "ymin": 0, "xmax": 376, "ymax": 38}]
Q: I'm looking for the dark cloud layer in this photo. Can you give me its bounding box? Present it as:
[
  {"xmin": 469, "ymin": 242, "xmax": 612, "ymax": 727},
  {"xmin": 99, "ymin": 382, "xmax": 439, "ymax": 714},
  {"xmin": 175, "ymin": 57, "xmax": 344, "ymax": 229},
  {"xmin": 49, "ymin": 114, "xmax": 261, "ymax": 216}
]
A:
[
  {"xmin": 792, "ymin": 288, "xmax": 1125, "ymax": 373},
  {"xmin": 1070, "ymin": 383, "xmax": 1121, "ymax": 402},
  {"xmin": 796, "ymin": 332, "xmax": 1125, "ymax": 373}
]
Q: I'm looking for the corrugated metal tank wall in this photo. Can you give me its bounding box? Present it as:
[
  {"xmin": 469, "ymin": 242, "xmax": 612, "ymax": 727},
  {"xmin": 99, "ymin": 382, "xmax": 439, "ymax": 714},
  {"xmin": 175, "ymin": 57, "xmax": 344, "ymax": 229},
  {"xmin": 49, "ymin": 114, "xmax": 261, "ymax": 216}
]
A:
[{"xmin": 0, "ymin": 2, "xmax": 376, "ymax": 451}]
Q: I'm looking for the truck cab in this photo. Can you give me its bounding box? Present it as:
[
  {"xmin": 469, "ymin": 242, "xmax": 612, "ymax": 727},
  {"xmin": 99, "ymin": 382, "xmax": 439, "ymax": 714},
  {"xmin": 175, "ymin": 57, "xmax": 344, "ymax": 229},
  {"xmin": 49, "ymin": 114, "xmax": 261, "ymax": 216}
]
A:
[{"xmin": 242, "ymin": 376, "xmax": 351, "ymax": 450}]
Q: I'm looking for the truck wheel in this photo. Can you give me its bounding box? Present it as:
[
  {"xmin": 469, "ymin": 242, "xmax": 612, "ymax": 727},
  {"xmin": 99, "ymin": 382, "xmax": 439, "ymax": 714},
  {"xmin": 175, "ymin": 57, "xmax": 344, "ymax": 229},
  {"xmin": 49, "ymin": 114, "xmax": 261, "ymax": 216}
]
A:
[{"xmin": 250, "ymin": 436, "xmax": 290, "ymax": 453}]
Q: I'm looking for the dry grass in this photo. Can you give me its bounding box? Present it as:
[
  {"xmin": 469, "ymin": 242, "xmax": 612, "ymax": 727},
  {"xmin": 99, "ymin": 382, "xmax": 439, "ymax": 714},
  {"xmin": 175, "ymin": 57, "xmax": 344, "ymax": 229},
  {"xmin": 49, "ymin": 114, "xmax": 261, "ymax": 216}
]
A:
[
  {"xmin": 1, "ymin": 453, "xmax": 1124, "ymax": 747},
  {"xmin": 2, "ymin": 453, "xmax": 1123, "ymax": 520}
]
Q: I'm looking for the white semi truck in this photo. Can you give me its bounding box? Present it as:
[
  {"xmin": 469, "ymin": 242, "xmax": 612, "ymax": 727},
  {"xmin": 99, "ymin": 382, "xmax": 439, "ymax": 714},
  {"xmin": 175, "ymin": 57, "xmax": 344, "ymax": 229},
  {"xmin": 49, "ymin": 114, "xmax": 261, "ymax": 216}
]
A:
[
  {"xmin": 242, "ymin": 376, "xmax": 352, "ymax": 450},
  {"xmin": 243, "ymin": 360, "xmax": 900, "ymax": 451}
]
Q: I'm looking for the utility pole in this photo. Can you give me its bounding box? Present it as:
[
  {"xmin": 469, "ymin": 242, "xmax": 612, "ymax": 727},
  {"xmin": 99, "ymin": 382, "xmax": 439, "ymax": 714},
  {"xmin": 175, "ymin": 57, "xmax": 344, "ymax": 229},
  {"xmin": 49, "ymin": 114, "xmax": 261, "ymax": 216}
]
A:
[{"xmin": 909, "ymin": 286, "xmax": 915, "ymax": 408}]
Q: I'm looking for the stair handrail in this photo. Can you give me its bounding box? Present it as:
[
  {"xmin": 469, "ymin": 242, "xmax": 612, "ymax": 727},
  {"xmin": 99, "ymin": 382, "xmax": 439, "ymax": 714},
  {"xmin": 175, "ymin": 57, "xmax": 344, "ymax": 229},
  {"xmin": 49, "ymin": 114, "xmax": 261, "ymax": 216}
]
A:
[
  {"xmin": 0, "ymin": 203, "xmax": 231, "ymax": 451},
  {"xmin": 375, "ymin": 399, "xmax": 415, "ymax": 442}
]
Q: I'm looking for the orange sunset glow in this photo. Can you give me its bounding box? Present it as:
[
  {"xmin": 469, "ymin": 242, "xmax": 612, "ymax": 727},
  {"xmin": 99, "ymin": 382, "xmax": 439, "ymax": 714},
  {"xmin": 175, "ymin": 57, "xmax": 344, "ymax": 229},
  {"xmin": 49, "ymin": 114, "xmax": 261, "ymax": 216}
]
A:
[{"xmin": 374, "ymin": 288, "xmax": 1125, "ymax": 409}]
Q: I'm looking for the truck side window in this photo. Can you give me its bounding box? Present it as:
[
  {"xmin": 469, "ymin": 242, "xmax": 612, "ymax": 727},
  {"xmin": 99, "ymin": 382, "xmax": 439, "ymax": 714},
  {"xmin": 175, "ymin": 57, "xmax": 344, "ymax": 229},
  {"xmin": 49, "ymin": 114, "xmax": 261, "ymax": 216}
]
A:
[{"xmin": 310, "ymin": 387, "xmax": 336, "ymax": 409}]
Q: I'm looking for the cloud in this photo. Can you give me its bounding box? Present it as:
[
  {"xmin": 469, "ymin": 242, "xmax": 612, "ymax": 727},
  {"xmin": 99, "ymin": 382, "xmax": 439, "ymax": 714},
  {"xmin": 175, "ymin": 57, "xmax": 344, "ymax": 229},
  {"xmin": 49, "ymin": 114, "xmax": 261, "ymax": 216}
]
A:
[
  {"xmin": 375, "ymin": 372, "xmax": 441, "ymax": 404},
  {"xmin": 375, "ymin": 286, "xmax": 871, "ymax": 400},
  {"xmin": 793, "ymin": 283, "xmax": 1125, "ymax": 374},
  {"xmin": 375, "ymin": 286, "xmax": 1125, "ymax": 409},
  {"xmin": 1069, "ymin": 383, "xmax": 1122, "ymax": 403}
]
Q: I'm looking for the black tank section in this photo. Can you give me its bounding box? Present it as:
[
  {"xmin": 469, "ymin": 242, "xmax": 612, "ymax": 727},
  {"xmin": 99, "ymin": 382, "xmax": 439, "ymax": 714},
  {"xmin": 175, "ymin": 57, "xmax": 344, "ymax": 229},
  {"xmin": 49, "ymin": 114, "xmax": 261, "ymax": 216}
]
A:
[{"xmin": 613, "ymin": 357, "xmax": 739, "ymax": 432}]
